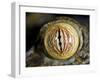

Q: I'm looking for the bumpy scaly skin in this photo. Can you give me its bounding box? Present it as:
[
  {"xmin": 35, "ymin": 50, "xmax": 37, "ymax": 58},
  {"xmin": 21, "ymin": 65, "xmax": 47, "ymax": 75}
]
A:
[{"xmin": 39, "ymin": 17, "xmax": 83, "ymax": 60}]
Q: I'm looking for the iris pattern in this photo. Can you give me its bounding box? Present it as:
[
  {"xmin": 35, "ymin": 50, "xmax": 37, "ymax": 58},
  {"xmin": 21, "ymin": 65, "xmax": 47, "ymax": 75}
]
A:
[{"xmin": 44, "ymin": 19, "xmax": 80, "ymax": 60}]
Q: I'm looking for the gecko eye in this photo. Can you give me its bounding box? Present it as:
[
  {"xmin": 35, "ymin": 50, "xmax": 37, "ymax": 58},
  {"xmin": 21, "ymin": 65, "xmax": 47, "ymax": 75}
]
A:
[{"xmin": 41, "ymin": 18, "xmax": 83, "ymax": 60}]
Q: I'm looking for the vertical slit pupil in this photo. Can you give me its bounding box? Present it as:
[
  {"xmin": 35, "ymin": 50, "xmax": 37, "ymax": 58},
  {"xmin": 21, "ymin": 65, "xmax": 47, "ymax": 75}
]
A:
[{"xmin": 58, "ymin": 29, "xmax": 62, "ymax": 51}]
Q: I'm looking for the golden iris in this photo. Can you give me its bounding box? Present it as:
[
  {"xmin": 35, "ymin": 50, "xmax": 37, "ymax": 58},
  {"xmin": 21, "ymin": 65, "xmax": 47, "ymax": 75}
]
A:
[{"xmin": 41, "ymin": 18, "xmax": 83, "ymax": 60}]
